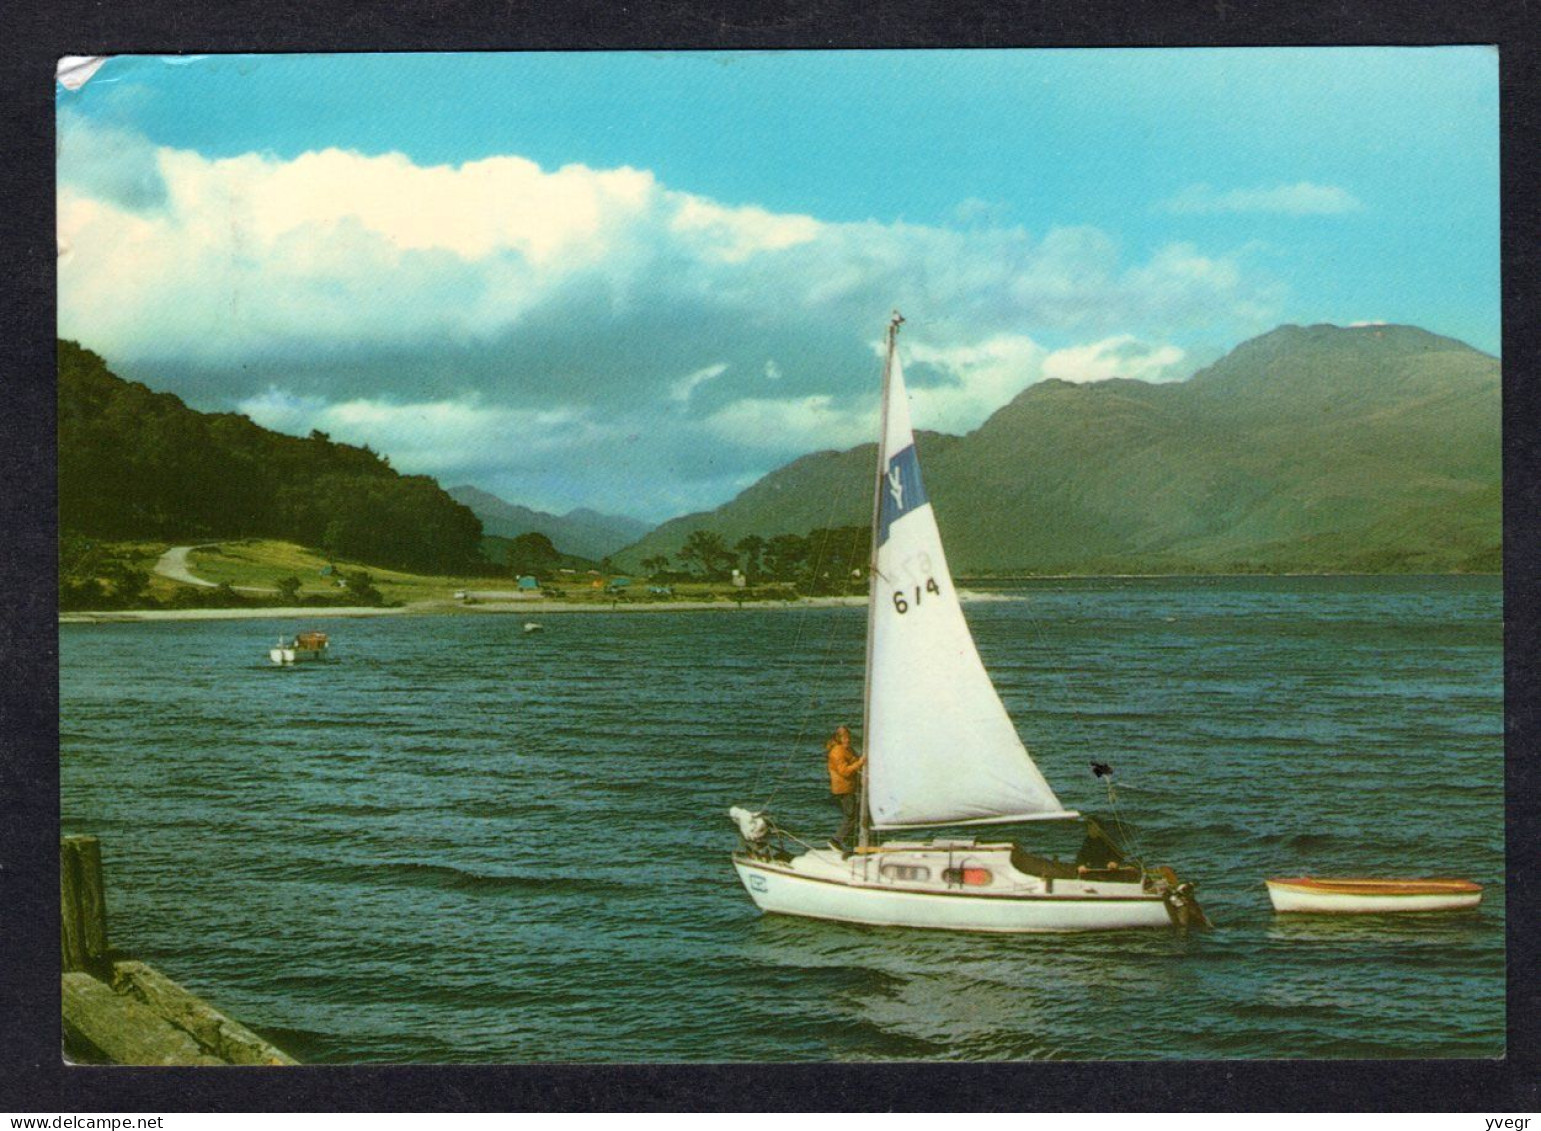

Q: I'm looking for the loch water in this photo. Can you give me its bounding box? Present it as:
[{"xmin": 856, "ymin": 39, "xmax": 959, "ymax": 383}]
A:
[{"xmin": 59, "ymin": 575, "xmax": 1505, "ymax": 1062}]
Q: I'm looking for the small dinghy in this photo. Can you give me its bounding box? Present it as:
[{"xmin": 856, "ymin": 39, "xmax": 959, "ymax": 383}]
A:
[
  {"xmin": 1266, "ymin": 876, "xmax": 1483, "ymax": 914},
  {"xmin": 523, "ymin": 622, "xmax": 544, "ymax": 633}
]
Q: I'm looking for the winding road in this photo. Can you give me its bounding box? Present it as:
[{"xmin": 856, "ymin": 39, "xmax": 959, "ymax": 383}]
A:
[
  {"xmin": 154, "ymin": 545, "xmax": 275, "ymax": 594},
  {"xmin": 154, "ymin": 545, "xmax": 218, "ymax": 587}
]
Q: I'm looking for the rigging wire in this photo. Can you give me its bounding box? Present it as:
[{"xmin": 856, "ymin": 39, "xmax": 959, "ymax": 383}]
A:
[
  {"xmin": 748, "ymin": 359, "xmax": 883, "ymax": 814},
  {"xmin": 1102, "ymin": 775, "xmax": 1148, "ymax": 866},
  {"xmin": 1014, "ymin": 583, "xmax": 1161, "ymax": 863},
  {"xmin": 1027, "ymin": 583, "xmax": 1182, "ymax": 865},
  {"xmin": 1010, "ymin": 581, "xmax": 1106, "ymax": 814},
  {"xmin": 751, "ymin": 482, "xmax": 866, "ymax": 810}
]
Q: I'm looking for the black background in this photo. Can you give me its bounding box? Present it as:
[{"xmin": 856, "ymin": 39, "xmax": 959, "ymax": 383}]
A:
[{"xmin": 3, "ymin": 0, "xmax": 1536, "ymax": 1112}]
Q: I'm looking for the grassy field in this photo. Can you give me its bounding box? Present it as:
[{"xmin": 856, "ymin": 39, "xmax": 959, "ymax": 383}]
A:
[
  {"xmin": 184, "ymin": 540, "xmax": 509, "ymax": 605},
  {"xmin": 66, "ymin": 537, "xmax": 811, "ymax": 610},
  {"xmin": 182, "ymin": 540, "xmax": 796, "ymax": 607}
]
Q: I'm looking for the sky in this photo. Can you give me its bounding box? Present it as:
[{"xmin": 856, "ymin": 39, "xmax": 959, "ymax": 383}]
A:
[{"xmin": 56, "ymin": 49, "xmax": 1500, "ymax": 522}]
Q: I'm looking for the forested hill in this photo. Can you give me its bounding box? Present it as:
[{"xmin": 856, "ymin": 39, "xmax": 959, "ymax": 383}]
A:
[
  {"xmin": 58, "ymin": 341, "xmax": 484, "ymax": 573},
  {"xmin": 617, "ymin": 324, "xmax": 1500, "ymax": 575}
]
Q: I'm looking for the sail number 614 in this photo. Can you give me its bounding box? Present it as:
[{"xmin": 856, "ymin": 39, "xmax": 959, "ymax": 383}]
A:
[{"xmin": 893, "ymin": 578, "xmax": 941, "ymax": 614}]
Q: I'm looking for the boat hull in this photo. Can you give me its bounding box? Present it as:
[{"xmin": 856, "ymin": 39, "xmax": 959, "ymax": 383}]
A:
[
  {"xmin": 733, "ymin": 853, "xmax": 1174, "ymax": 933},
  {"xmin": 1266, "ymin": 877, "xmax": 1482, "ymax": 914},
  {"xmin": 269, "ymin": 647, "xmax": 328, "ymax": 665}
]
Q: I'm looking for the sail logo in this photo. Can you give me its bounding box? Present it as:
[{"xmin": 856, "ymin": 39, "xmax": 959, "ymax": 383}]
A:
[{"xmin": 877, "ymin": 444, "xmax": 929, "ymax": 548}]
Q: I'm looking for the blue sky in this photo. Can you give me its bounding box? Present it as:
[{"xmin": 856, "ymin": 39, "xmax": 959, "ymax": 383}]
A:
[{"xmin": 57, "ymin": 49, "xmax": 1499, "ymax": 521}]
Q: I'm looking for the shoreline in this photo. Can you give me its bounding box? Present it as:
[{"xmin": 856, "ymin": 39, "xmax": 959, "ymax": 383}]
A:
[
  {"xmin": 56, "ymin": 571, "xmax": 1499, "ymax": 625},
  {"xmin": 58, "ymin": 595, "xmax": 870, "ymax": 624}
]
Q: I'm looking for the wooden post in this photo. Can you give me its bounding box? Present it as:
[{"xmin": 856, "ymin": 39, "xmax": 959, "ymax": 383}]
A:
[
  {"xmin": 75, "ymin": 837, "xmax": 109, "ymax": 969},
  {"xmin": 60, "ymin": 842, "xmax": 82, "ymax": 975},
  {"xmin": 59, "ymin": 834, "xmax": 301, "ymax": 1065},
  {"xmin": 60, "ymin": 836, "xmax": 110, "ymax": 976}
]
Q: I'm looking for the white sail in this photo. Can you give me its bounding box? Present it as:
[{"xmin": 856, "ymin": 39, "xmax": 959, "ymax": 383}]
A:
[{"xmin": 864, "ymin": 332, "xmax": 1076, "ymax": 829}]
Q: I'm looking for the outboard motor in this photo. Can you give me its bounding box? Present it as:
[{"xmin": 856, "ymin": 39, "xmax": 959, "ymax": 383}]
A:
[
  {"xmin": 728, "ymin": 806, "xmax": 791, "ymax": 862},
  {"xmin": 1157, "ymin": 871, "xmax": 1213, "ymax": 930}
]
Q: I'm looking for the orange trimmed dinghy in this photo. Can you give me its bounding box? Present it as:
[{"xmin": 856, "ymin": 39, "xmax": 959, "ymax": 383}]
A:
[{"xmin": 1266, "ymin": 876, "xmax": 1482, "ymax": 914}]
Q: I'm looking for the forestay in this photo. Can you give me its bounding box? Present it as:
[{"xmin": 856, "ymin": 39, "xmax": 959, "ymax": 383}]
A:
[{"xmin": 864, "ymin": 341, "xmax": 1076, "ymax": 829}]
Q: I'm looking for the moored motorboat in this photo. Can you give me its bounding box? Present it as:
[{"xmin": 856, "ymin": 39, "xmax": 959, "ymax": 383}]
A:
[
  {"xmin": 269, "ymin": 631, "xmax": 330, "ymax": 665},
  {"xmin": 1266, "ymin": 876, "xmax": 1482, "ymax": 914}
]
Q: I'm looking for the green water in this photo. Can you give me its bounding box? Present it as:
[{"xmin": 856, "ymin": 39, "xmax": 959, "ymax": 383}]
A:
[{"xmin": 59, "ymin": 575, "xmax": 1504, "ymax": 1061}]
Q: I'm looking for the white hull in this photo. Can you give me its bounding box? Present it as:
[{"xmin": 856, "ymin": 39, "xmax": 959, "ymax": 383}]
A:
[
  {"xmin": 1267, "ymin": 880, "xmax": 1482, "ymax": 914},
  {"xmin": 269, "ymin": 647, "xmax": 327, "ymax": 665},
  {"xmin": 733, "ymin": 847, "xmax": 1175, "ymax": 933}
]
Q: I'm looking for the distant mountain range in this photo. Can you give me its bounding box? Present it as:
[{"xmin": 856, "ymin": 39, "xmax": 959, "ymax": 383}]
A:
[
  {"xmin": 446, "ymin": 485, "xmax": 653, "ymax": 562},
  {"xmin": 616, "ymin": 324, "xmax": 1500, "ymax": 575}
]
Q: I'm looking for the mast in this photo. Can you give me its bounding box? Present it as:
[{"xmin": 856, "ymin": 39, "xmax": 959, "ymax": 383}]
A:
[{"xmin": 858, "ymin": 311, "xmax": 903, "ymax": 851}]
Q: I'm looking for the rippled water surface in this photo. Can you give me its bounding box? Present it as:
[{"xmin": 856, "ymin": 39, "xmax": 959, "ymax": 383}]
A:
[{"xmin": 60, "ymin": 576, "xmax": 1504, "ymax": 1061}]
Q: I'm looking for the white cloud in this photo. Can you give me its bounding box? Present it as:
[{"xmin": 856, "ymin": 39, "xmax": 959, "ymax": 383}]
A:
[
  {"xmin": 702, "ymin": 394, "xmax": 873, "ymax": 453},
  {"xmin": 669, "ymin": 362, "xmax": 728, "ymax": 403},
  {"xmin": 237, "ymin": 387, "xmax": 604, "ymax": 474},
  {"xmin": 899, "ymin": 334, "xmax": 1048, "ymax": 433},
  {"xmin": 59, "ymin": 123, "xmax": 1277, "ymax": 372},
  {"xmin": 157, "ymin": 146, "xmax": 658, "ymax": 265},
  {"xmin": 667, "ymin": 195, "xmax": 821, "ymax": 262},
  {"xmin": 1041, "ymin": 335, "xmax": 1187, "ymax": 384},
  {"xmin": 1160, "ymin": 182, "xmax": 1363, "ymax": 216},
  {"xmin": 695, "ymin": 328, "xmax": 1180, "ymax": 459},
  {"xmin": 702, "ymin": 333, "xmax": 1049, "ymax": 457},
  {"xmin": 58, "ymin": 121, "xmax": 1287, "ymax": 518}
]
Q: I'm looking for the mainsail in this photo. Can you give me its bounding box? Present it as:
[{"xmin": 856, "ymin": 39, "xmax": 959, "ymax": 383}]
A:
[{"xmin": 863, "ymin": 318, "xmax": 1076, "ymax": 829}]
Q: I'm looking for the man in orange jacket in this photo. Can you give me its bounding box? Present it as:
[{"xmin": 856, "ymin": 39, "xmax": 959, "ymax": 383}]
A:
[{"xmin": 826, "ymin": 724, "xmax": 866, "ymax": 852}]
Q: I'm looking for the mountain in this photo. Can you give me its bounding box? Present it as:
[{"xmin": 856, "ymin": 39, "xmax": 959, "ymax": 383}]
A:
[
  {"xmin": 58, "ymin": 341, "xmax": 485, "ymax": 573},
  {"xmin": 617, "ymin": 324, "xmax": 1499, "ymax": 575},
  {"xmin": 446, "ymin": 485, "xmax": 653, "ymax": 561}
]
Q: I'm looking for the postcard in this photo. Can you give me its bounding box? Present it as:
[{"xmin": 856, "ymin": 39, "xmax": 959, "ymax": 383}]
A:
[{"xmin": 56, "ymin": 48, "xmax": 1502, "ymax": 1066}]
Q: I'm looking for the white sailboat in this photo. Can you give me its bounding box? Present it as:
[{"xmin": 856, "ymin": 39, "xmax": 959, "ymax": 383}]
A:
[{"xmin": 730, "ymin": 313, "xmax": 1207, "ymax": 932}]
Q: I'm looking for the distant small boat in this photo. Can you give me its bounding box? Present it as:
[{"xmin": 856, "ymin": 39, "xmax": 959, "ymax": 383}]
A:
[
  {"xmin": 1266, "ymin": 876, "xmax": 1483, "ymax": 914},
  {"xmin": 523, "ymin": 622, "xmax": 544, "ymax": 633},
  {"xmin": 270, "ymin": 631, "xmax": 330, "ymax": 665}
]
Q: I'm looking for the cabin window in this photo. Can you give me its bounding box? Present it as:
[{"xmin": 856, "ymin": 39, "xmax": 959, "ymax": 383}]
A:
[
  {"xmin": 881, "ymin": 864, "xmax": 931, "ymax": 882},
  {"xmin": 943, "ymin": 867, "xmax": 994, "ymax": 887}
]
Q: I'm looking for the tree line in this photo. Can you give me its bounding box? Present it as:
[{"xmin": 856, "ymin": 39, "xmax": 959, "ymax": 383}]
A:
[
  {"xmin": 59, "ymin": 340, "xmax": 485, "ymax": 575},
  {"xmin": 638, "ymin": 526, "xmax": 871, "ymax": 595}
]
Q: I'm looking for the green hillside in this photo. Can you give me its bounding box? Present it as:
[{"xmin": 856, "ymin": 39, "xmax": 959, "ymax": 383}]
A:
[
  {"xmin": 617, "ymin": 324, "xmax": 1500, "ymax": 575},
  {"xmin": 59, "ymin": 340, "xmax": 484, "ymax": 574}
]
